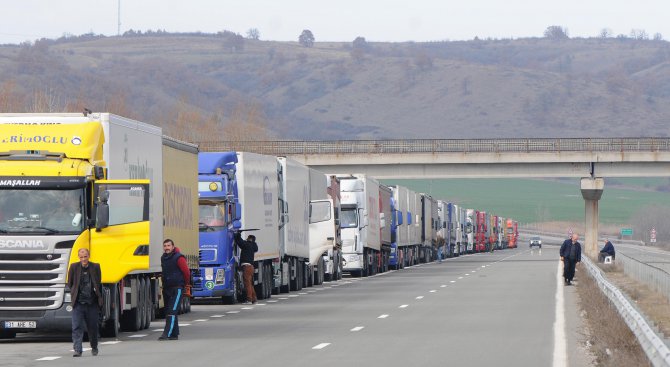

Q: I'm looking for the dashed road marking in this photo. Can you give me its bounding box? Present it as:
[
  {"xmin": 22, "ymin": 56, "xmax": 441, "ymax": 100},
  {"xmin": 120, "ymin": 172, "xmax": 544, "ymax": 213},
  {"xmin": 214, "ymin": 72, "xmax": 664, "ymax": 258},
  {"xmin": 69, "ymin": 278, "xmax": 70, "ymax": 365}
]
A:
[
  {"xmin": 267, "ymin": 300, "xmax": 279, "ymax": 303},
  {"xmin": 227, "ymin": 311, "xmax": 240, "ymax": 314},
  {"xmin": 399, "ymin": 304, "xmax": 409, "ymax": 308},
  {"xmin": 194, "ymin": 319, "xmax": 208, "ymax": 322},
  {"xmin": 440, "ymin": 285, "xmax": 447, "ymax": 288},
  {"xmin": 350, "ymin": 326, "xmax": 365, "ymax": 332},
  {"xmin": 416, "ymin": 296, "xmax": 424, "ymax": 299},
  {"xmin": 100, "ymin": 341, "xmax": 121, "ymax": 345},
  {"xmin": 299, "ymin": 292, "xmax": 308, "ymax": 295},
  {"xmin": 450, "ymin": 280, "xmax": 456, "ymax": 283},
  {"xmin": 312, "ymin": 343, "xmax": 331, "ymax": 350},
  {"xmin": 288, "ymin": 295, "xmax": 299, "ymax": 297},
  {"xmin": 36, "ymin": 357, "xmax": 60, "ymax": 361},
  {"xmin": 378, "ymin": 314, "xmax": 389, "ymax": 319},
  {"xmin": 128, "ymin": 334, "xmax": 147, "ymax": 338},
  {"xmin": 211, "ymin": 315, "xmax": 226, "ymax": 318},
  {"xmin": 429, "ymin": 290, "xmax": 436, "ymax": 293},
  {"xmin": 458, "ymin": 277, "xmax": 463, "ymax": 279},
  {"xmin": 241, "ymin": 307, "xmax": 253, "ymax": 310}
]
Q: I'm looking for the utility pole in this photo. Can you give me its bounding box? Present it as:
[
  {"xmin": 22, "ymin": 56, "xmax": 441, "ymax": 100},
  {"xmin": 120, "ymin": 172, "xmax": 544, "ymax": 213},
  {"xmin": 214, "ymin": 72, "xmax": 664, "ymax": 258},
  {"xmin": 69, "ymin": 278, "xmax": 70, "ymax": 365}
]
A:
[{"xmin": 117, "ymin": 0, "xmax": 121, "ymax": 36}]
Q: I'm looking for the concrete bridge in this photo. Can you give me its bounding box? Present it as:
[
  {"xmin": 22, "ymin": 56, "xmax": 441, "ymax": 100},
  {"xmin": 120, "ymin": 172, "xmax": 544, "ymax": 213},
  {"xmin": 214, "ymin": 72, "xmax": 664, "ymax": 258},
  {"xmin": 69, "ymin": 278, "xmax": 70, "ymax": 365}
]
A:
[{"xmin": 199, "ymin": 138, "xmax": 670, "ymax": 257}]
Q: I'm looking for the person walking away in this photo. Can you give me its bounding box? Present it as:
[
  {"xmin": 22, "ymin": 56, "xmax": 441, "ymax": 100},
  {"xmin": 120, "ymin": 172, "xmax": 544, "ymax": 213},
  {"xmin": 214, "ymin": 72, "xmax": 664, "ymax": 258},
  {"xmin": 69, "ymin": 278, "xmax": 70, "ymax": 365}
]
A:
[
  {"xmin": 159, "ymin": 239, "xmax": 191, "ymax": 340},
  {"xmin": 599, "ymin": 239, "xmax": 616, "ymax": 263},
  {"xmin": 67, "ymin": 248, "xmax": 103, "ymax": 357},
  {"xmin": 560, "ymin": 233, "xmax": 582, "ymax": 285},
  {"xmin": 234, "ymin": 231, "xmax": 258, "ymax": 304}
]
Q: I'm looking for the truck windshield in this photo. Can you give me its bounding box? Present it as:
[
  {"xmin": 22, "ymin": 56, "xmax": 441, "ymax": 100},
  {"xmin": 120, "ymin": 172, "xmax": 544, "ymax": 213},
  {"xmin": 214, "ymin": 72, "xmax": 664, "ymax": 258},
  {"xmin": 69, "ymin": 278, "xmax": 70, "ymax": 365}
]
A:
[
  {"xmin": 198, "ymin": 202, "xmax": 227, "ymax": 231},
  {"xmin": 340, "ymin": 208, "xmax": 358, "ymax": 228},
  {"xmin": 0, "ymin": 189, "xmax": 85, "ymax": 234}
]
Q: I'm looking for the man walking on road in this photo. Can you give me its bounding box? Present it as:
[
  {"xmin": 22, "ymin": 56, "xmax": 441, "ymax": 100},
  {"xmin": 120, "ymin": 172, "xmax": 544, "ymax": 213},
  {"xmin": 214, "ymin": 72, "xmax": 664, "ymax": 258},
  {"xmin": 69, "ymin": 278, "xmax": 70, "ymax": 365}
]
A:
[
  {"xmin": 234, "ymin": 231, "xmax": 258, "ymax": 304},
  {"xmin": 67, "ymin": 248, "xmax": 103, "ymax": 357},
  {"xmin": 560, "ymin": 233, "xmax": 582, "ymax": 286},
  {"xmin": 159, "ymin": 239, "xmax": 191, "ymax": 341}
]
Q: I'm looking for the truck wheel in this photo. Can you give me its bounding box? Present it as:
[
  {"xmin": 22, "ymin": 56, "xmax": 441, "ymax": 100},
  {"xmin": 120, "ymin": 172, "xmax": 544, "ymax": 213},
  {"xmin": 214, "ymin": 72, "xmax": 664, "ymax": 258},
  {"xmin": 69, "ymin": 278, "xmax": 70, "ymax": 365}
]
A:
[
  {"xmin": 280, "ymin": 262, "xmax": 290, "ymax": 293},
  {"xmin": 101, "ymin": 286, "xmax": 120, "ymax": 337},
  {"xmin": 223, "ymin": 271, "xmax": 239, "ymax": 304}
]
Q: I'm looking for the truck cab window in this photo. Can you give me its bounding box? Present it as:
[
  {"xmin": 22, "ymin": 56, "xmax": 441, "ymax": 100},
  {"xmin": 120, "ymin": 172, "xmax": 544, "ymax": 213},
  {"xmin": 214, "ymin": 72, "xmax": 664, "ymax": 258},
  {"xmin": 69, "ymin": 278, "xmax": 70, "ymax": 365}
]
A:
[{"xmin": 340, "ymin": 208, "xmax": 358, "ymax": 228}]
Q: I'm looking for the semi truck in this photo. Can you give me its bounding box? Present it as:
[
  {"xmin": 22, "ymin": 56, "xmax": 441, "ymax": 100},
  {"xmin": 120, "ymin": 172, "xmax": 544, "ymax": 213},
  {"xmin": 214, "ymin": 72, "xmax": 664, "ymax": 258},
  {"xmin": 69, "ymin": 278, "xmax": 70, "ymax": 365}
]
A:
[
  {"xmin": 193, "ymin": 152, "xmax": 244, "ymax": 303},
  {"xmin": 338, "ymin": 174, "xmax": 380, "ymax": 277},
  {"xmin": 465, "ymin": 209, "xmax": 475, "ymax": 253},
  {"xmin": 506, "ymin": 219, "xmax": 518, "ymax": 248},
  {"xmin": 475, "ymin": 210, "xmax": 487, "ymax": 252},
  {"xmin": 453, "ymin": 204, "xmax": 463, "ymax": 256},
  {"xmin": 308, "ymin": 171, "xmax": 342, "ymax": 285},
  {"xmin": 378, "ymin": 184, "xmax": 393, "ymax": 273},
  {"xmin": 420, "ymin": 194, "xmax": 438, "ymax": 262},
  {"xmin": 0, "ymin": 113, "xmax": 198, "ymax": 338},
  {"xmin": 389, "ymin": 185, "xmax": 408, "ymax": 269}
]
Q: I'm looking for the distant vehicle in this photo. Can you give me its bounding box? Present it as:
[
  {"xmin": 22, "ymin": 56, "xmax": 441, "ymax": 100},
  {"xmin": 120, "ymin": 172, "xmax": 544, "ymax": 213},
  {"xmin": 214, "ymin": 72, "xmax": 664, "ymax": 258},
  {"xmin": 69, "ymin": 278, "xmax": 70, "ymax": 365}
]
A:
[{"xmin": 529, "ymin": 236, "xmax": 542, "ymax": 248}]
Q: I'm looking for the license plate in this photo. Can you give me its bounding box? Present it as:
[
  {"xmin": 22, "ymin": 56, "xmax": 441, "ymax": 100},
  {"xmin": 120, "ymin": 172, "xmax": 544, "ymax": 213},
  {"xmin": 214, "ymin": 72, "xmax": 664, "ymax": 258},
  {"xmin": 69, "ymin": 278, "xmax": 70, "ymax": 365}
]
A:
[
  {"xmin": 205, "ymin": 268, "xmax": 214, "ymax": 281},
  {"xmin": 4, "ymin": 321, "xmax": 36, "ymax": 329}
]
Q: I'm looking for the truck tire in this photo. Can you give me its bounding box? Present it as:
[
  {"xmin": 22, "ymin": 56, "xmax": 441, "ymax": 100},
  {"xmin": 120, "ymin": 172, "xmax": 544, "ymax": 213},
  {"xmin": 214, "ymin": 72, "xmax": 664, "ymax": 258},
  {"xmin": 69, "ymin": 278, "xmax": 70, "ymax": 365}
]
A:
[
  {"xmin": 223, "ymin": 271, "xmax": 240, "ymax": 304},
  {"xmin": 101, "ymin": 286, "xmax": 120, "ymax": 337},
  {"xmin": 280, "ymin": 262, "xmax": 290, "ymax": 293}
]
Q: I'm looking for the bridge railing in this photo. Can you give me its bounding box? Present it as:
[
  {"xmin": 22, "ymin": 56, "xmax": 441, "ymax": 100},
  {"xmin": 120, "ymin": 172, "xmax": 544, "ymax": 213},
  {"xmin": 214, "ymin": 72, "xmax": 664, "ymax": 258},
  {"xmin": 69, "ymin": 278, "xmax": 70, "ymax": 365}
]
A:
[{"xmin": 198, "ymin": 138, "xmax": 670, "ymax": 154}]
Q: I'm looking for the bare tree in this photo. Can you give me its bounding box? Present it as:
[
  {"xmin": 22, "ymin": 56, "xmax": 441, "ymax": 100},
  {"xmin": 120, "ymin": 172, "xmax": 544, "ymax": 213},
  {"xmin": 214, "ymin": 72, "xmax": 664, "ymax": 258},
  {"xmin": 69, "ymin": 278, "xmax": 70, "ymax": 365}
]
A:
[
  {"xmin": 630, "ymin": 29, "xmax": 649, "ymax": 40},
  {"xmin": 299, "ymin": 29, "xmax": 315, "ymax": 47},
  {"xmin": 0, "ymin": 80, "xmax": 24, "ymax": 112},
  {"xmin": 598, "ymin": 28, "xmax": 612, "ymax": 39},
  {"xmin": 246, "ymin": 28, "xmax": 260, "ymax": 40},
  {"xmin": 653, "ymin": 32, "xmax": 663, "ymax": 41},
  {"xmin": 543, "ymin": 25, "xmax": 569, "ymax": 40}
]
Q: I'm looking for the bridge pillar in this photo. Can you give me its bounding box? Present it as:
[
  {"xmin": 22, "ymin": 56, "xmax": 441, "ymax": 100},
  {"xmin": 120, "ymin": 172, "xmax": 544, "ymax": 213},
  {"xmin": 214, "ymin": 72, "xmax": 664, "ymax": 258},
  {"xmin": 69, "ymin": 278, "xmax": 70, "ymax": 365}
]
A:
[{"xmin": 580, "ymin": 177, "xmax": 604, "ymax": 258}]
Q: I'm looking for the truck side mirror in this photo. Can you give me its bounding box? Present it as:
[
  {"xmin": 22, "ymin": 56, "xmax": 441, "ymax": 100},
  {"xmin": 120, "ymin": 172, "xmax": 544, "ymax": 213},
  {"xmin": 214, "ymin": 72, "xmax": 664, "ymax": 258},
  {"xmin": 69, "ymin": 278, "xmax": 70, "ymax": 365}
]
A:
[{"xmin": 95, "ymin": 202, "xmax": 109, "ymax": 232}]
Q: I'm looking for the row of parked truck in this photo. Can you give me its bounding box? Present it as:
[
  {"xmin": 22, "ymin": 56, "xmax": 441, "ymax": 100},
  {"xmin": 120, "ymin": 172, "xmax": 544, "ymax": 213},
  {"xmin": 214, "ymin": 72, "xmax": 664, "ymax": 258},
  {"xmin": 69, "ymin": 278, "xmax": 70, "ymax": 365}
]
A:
[{"xmin": 0, "ymin": 113, "xmax": 518, "ymax": 339}]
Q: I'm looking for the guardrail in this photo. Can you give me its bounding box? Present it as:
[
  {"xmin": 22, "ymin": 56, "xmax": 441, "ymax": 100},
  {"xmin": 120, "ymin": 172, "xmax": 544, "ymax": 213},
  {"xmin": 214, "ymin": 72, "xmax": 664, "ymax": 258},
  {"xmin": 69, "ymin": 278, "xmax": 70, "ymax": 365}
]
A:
[
  {"xmin": 198, "ymin": 138, "xmax": 670, "ymax": 155},
  {"xmin": 583, "ymin": 256, "xmax": 670, "ymax": 366},
  {"xmin": 617, "ymin": 252, "xmax": 670, "ymax": 305}
]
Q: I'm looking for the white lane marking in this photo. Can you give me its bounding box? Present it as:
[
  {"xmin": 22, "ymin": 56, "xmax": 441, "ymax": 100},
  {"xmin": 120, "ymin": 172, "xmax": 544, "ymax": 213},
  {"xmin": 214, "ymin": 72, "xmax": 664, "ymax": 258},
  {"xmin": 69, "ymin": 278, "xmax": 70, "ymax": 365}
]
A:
[
  {"xmin": 36, "ymin": 357, "xmax": 61, "ymax": 361},
  {"xmin": 481, "ymin": 265, "xmax": 486, "ymax": 268},
  {"xmin": 553, "ymin": 260, "xmax": 567, "ymax": 367},
  {"xmin": 128, "ymin": 334, "xmax": 147, "ymax": 338},
  {"xmin": 429, "ymin": 290, "xmax": 436, "ymax": 293},
  {"xmin": 312, "ymin": 343, "xmax": 331, "ymax": 350},
  {"xmin": 440, "ymin": 285, "xmax": 447, "ymax": 288},
  {"xmin": 153, "ymin": 329, "xmax": 163, "ymax": 332},
  {"xmin": 378, "ymin": 314, "xmax": 389, "ymax": 319},
  {"xmin": 350, "ymin": 326, "xmax": 365, "ymax": 332},
  {"xmin": 241, "ymin": 307, "xmax": 253, "ymax": 310},
  {"xmin": 465, "ymin": 273, "xmax": 470, "ymax": 276},
  {"xmin": 416, "ymin": 296, "xmax": 424, "ymax": 299},
  {"xmin": 472, "ymin": 270, "xmax": 477, "ymax": 273},
  {"xmin": 255, "ymin": 303, "xmax": 266, "ymax": 306},
  {"xmin": 179, "ymin": 323, "xmax": 191, "ymax": 326},
  {"xmin": 450, "ymin": 280, "xmax": 456, "ymax": 283},
  {"xmin": 267, "ymin": 300, "xmax": 279, "ymax": 303},
  {"xmin": 227, "ymin": 311, "xmax": 240, "ymax": 314},
  {"xmin": 279, "ymin": 297, "xmax": 289, "ymax": 300},
  {"xmin": 458, "ymin": 277, "xmax": 463, "ymax": 279},
  {"xmin": 100, "ymin": 341, "xmax": 121, "ymax": 345},
  {"xmin": 288, "ymin": 295, "xmax": 299, "ymax": 297},
  {"xmin": 211, "ymin": 315, "xmax": 225, "ymax": 318},
  {"xmin": 194, "ymin": 319, "xmax": 208, "ymax": 322},
  {"xmin": 299, "ymin": 292, "xmax": 308, "ymax": 295},
  {"xmin": 399, "ymin": 304, "xmax": 409, "ymax": 308}
]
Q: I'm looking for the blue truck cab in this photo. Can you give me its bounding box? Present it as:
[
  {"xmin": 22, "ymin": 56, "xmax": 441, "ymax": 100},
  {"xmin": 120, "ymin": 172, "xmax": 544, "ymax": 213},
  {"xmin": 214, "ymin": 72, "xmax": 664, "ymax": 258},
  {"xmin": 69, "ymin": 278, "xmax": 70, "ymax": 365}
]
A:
[{"xmin": 193, "ymin": 152, "xmax": 242, "ymax": 303}]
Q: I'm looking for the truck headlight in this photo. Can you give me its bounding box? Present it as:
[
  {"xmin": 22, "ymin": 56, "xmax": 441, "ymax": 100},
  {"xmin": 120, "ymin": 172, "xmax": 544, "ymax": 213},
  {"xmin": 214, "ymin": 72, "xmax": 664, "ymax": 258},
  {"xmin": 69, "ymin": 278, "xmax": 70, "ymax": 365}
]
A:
[
  {"xmin": 65, "ymin": 292, "xmax": 71, "ymax": 303},
  {"xmin": 216, "ymin": 269, "xmax": 225, "ymax": 284}
]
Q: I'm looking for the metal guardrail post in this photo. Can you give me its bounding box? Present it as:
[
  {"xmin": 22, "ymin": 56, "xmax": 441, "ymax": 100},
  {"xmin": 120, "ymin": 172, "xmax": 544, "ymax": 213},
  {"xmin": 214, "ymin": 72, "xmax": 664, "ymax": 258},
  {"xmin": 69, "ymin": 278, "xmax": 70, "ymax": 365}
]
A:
[{"xmin": 583, "ymin": 256, "xmax": 670, "ymax": 366}]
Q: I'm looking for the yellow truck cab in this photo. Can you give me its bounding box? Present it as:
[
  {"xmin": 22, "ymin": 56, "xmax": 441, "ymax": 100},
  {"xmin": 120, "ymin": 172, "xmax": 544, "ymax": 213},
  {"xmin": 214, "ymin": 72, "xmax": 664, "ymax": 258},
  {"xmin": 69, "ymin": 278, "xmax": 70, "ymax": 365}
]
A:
[{"xmin": 0, "ymin": 113, "xmax": 198, "ymax": 338}]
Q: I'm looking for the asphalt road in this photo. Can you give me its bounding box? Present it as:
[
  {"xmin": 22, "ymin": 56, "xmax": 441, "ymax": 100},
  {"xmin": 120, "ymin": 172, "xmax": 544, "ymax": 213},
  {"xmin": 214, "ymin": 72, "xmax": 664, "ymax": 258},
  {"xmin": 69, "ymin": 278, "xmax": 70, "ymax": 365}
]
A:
[{"xmin": 0, "ymin": 247, "xmax": 589, "ymax": 367}]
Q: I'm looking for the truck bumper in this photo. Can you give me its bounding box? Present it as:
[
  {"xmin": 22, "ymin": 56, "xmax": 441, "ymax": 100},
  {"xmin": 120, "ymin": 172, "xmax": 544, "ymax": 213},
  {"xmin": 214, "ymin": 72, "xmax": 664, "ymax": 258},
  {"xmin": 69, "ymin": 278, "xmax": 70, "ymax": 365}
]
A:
[
  {"xmin": 193, "ymin": 266, "xmax": 233, "ymax": 298},
  {"xmin": 342, "ymin": 254, "xmax": 363, "ymax": 271},
  {"xmin": 0, "ymin": 304, "xmax": 73, "ymax": 333}
]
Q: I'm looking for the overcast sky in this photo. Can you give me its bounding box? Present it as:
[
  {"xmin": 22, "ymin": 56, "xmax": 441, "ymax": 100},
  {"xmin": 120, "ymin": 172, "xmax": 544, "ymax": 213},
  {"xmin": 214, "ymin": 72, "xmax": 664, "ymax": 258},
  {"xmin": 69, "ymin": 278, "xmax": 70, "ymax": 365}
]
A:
[{"xmin": 1, "ymin": 0, "xmax": 668, "ymax": 44}]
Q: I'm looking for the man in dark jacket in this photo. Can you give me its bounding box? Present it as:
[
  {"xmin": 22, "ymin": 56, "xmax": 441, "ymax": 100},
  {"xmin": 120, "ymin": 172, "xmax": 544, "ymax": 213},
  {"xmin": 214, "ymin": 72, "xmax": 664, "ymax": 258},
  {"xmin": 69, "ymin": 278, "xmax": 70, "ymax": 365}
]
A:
[
  {"xmin": 599, "ymin": 239, "xmax": 616, "ymax": 262},
  {"xmin": 159, "ymin": 239, "xmax": 191, "ymax": 341},
  {"xmin": 234, "ymin": 231, "xmax": 258, "ymax": 304},
  {"xmin": 559, "ymin": 233, "xmax": 582, "ymax": 285},
  {"xmin": 67, "ymin": 248, "xmax": 103, "ymax": 357}
]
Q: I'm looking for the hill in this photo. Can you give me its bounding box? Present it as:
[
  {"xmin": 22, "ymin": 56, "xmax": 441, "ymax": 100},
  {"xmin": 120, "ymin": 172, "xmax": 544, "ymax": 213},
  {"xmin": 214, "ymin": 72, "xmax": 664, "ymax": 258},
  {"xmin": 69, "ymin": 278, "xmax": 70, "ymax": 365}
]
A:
[{"xmin": 1, "ymin": 32, "xmax": 669, "ymax": 141}]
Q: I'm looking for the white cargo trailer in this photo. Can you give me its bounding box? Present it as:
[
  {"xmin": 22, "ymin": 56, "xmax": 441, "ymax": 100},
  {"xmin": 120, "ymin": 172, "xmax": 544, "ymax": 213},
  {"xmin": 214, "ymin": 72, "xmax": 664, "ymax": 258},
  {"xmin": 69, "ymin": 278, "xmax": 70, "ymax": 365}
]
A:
[
  {"xmin": 277, "ymin": 157, "xmax": 311, "ymax": 291},
  {"xmin": 390, "ymin": 185, "xmax": 410, "ymax": 269}
]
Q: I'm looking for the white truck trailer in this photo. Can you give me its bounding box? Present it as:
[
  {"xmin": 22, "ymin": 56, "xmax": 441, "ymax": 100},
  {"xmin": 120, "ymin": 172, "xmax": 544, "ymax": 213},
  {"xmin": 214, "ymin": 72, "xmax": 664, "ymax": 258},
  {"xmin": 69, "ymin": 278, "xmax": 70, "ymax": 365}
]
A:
[
  {"xmin": 277, "ymin": 157, "xmax": 311, "ymax": 291},
  {"xmin": 465, "ymin": 209, "xmax": 476, "ymax": 253},
  {"xmin": 338, "ymin": 174, "xmax": 380, "ymax": 277},
  {"xmin": 390, "ymin": 185, "xmax": 410, "ymax": 269},
  {"xmin": 235, "ymin": 152, "xmax": 281, "ymax": 298}
]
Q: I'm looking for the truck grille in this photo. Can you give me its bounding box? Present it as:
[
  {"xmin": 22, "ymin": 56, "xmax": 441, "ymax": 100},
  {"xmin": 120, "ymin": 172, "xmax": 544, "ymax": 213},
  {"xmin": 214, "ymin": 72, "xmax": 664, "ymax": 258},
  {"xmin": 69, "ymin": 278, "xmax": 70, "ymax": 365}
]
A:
[
  {"xmin": 199, "ymin": 249, "xmax": 216, "ymax": 262},
  {"xmin": 0, "ymin": 251, "xmax": 69, "ymax": 310}
]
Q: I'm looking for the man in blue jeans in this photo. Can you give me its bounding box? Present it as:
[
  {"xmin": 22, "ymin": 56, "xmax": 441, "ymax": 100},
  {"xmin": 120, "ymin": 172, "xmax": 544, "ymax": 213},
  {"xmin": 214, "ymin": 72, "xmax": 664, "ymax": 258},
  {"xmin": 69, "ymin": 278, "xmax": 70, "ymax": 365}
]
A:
[{"xmin": 159, "ymin": 239, "xmax": 191, "ymax": 340}]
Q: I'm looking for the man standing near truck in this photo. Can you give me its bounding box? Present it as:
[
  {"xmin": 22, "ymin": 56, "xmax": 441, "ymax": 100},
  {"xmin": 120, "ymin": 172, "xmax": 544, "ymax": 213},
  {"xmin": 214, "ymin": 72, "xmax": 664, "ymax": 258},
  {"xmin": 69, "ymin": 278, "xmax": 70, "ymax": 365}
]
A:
[
  {"xmin": 67, "ymin": 248, "xmax": 103, "ymax": 357},
  {"xmin": 159, "ymin": 239, "xmax": 191, "ymax": 340},
  {"xmin": 234, "ymin": 231, "xmax": 258, "ymax": 304},
  {"xmin": 560, "ymin": 233, "xmax": 582, "ymax": 286}
]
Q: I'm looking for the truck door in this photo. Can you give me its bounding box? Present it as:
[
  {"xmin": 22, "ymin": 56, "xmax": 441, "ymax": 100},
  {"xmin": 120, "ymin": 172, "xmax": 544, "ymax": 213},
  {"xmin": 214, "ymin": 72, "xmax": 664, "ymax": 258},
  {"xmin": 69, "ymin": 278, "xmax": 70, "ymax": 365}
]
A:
[{"xmin": 90, "ymin": 180, "xmax": 150, "ymax": 284}]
